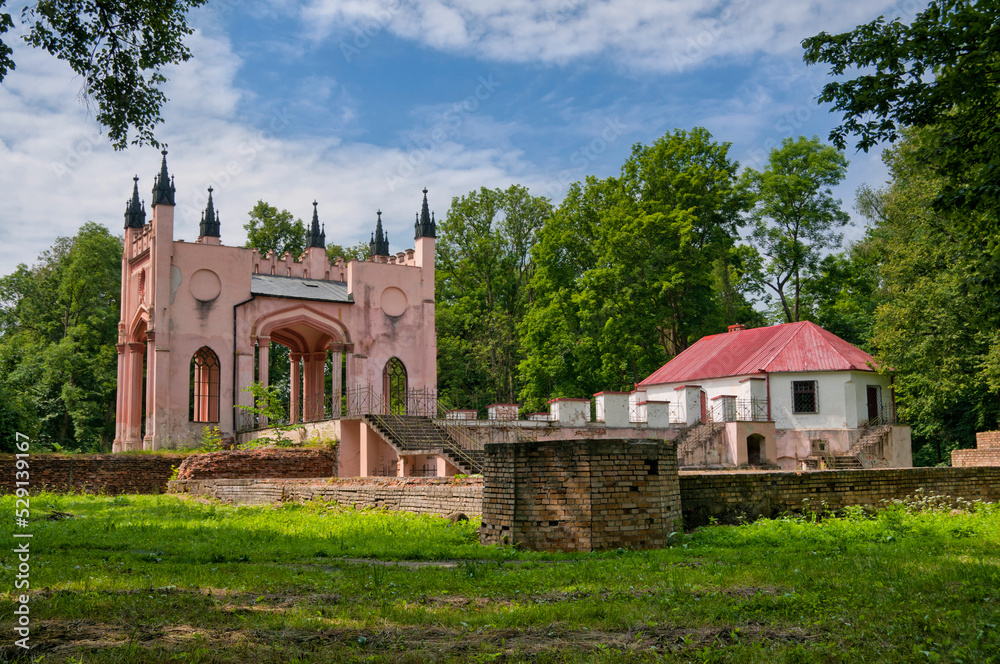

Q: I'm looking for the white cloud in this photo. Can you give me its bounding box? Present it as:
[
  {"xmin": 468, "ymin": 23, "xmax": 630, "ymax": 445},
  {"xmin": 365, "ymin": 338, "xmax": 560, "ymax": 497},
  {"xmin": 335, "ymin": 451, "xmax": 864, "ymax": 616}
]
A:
[
  {"xmin": 297, "ymin": 0, "xmax": 908, "ymax": 72},
  {"xmin": 0, "ymin": 23, "xmax": 537, "ymax": 276}
]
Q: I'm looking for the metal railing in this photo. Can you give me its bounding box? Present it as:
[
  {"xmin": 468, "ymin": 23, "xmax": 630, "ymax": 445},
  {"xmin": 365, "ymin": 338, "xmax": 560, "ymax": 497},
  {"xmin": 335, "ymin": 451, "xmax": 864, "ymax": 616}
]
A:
[{"xmin": 734, "ymin": 398, "xmax": 769, "ymax": 422}]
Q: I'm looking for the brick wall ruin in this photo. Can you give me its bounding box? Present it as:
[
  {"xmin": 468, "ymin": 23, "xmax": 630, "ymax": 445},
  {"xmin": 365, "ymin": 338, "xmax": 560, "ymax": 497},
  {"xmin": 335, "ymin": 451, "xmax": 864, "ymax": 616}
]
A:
[
  {"xmin": 175, "ymin": 448, "xmax": 337, "ymax": 480},
  {"xmin": 951, "ymin": 431, "xmax": 1000, "ymax": 467},
  {"xmin": 0, "ymin": 454, "xmax": 183, "ymax": 495},
  {"xmin": 480, "ymin": 439, "xmax": 682, "ymax": 552},
  {"xmin": 681, "ymin": 467, "xmax": 1000, "ymax": 527},
  {"xmin": 170, "ymin": 476, "xmax": 482, "ymax": 515}
]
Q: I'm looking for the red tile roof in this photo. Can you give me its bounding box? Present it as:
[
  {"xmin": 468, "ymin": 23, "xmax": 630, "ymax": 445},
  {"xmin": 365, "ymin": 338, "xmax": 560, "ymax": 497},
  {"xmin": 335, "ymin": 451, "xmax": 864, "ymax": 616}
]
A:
[{"xmin": 638, "ymin": 321, "xmax": 878, "ymax": 386}]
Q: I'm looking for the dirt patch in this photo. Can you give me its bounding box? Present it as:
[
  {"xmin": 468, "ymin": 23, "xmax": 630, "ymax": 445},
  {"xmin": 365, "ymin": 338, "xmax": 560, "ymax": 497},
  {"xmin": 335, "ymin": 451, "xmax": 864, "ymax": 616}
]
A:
[{"xmin": 4, "ymin": 620, "xmax": 821, "ymax": 661}]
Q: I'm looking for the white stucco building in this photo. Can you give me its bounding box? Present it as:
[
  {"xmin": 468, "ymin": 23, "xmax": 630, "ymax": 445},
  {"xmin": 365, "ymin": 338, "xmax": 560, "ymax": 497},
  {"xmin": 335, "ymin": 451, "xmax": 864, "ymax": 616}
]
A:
[{"xmin": 635, "ymin": 322, "xmax": 912, "ymax": 470}]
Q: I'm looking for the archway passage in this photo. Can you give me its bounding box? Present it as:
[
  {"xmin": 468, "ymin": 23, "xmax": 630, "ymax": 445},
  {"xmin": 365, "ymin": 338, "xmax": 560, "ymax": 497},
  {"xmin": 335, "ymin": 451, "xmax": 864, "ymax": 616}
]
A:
[
  {"xmin": 747, "ymin": 433, "xmax": 765, "ymax": 466},
  {"xmin": 383, "ymin": 358, "xmax": 407, "ymax": 415},
  {"xmin": 253, "ymin": 313, "xmax": 349, "ymax": 425},
  {"xmin": 191, "ymin": 347, "xmax": 220, "ymax": 423}
]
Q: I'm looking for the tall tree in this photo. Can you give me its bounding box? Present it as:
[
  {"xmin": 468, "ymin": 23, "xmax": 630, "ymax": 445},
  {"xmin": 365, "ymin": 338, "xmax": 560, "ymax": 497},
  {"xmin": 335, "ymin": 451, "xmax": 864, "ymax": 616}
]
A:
[
  {"xmin": 0, "ymin": 223, "xmax": 122, "ymax": 451},
  {"xmin": 244, "ymin": 201, "xmax": 307, "ymax": 258},
  {"xmin": 3, "ymin": 0, "xmax": 208, "ymax": 149},
  {"xmin": 803, "ymin": 0, "xmax": 1000, "ymax": 229},
  {"xmin": 858, "ymin": 129, "xmax": 1000, "ymax": 465},
  {"xmin": 436, "ymin": 185, "xmax": 552, "ymax": 408},
  {"xmin": 520, "ymin": 128, "xmax": 755, "ymax": 410},
  {"xmin": 744, "ymin": 136, "xmax": 850, "ymax": 323}
]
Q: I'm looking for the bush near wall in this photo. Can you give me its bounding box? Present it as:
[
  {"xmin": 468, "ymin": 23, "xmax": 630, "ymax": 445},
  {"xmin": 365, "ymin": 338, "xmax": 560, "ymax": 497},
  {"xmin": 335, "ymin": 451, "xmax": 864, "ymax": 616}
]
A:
[{"xmin": 0, "ymin": 454, "xmax": 183, "ymax": 495}]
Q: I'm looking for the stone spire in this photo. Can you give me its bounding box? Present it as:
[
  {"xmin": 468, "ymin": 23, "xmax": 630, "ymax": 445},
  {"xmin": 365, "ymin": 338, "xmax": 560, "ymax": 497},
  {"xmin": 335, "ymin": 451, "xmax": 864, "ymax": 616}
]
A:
[
  {"xmin": 307, "ymin": 200, "xmax": 326, "ymax": 249},
  {"xmin": 123, "ymin": 176, "xmax": 146, "ymax": 229},
  {"xmin": 151, "ymin": 149, "xmax": 176, "ymax": 206},
  {"xmin": 415, "ymin": 187, "xmax": 436, "ymax": 238},
  {"xmin": 199, "ymin": 187, "xmax": 221, "ymax": 237},
  {"xmin": 369, "ymin": 210, "xmax": 390, "ymax": 257}
]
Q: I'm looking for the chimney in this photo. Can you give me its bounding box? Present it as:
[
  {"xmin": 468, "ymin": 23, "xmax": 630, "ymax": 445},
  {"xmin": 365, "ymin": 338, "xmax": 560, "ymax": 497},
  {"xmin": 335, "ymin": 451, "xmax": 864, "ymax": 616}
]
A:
[{"xmin": 728, "ymin": 324, "xmax": 747, "ymax": 333}]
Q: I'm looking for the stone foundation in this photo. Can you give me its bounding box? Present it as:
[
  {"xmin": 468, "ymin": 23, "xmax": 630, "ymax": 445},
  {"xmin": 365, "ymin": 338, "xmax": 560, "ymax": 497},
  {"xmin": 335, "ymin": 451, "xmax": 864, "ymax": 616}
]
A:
[{"xmin": 169, "ymin": 476, "xmax": 482, "ymax": 515}]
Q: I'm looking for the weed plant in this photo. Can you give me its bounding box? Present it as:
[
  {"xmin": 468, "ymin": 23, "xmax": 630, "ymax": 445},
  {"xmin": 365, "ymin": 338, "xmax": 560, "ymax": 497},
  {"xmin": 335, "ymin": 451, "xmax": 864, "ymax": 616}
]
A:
[{"xmin": 0, "ymin": 492, "xmax": 997, "ymax": 663}]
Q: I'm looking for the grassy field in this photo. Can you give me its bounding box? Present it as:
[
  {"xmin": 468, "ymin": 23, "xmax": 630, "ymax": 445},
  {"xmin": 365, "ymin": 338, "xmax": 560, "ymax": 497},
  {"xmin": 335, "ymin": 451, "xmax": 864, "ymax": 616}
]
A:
[{"xmin": 1, "ymin": 492, "xmax": 998, "ymax": 663}]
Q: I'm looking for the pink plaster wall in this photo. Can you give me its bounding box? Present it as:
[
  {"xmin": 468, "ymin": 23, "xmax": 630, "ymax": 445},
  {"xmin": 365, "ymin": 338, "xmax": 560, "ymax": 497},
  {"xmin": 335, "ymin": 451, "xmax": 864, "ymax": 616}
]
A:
[{"xmin": 114, "ymin": 183, "xmax": 437, "ymax": 452}]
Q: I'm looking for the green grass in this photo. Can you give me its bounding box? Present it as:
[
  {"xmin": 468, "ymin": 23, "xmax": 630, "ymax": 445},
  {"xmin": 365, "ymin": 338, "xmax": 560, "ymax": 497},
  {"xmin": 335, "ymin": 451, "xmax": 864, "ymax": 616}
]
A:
[{"xmin": 1, "ymin": 493, "xmax": 998, "ymax": 662}]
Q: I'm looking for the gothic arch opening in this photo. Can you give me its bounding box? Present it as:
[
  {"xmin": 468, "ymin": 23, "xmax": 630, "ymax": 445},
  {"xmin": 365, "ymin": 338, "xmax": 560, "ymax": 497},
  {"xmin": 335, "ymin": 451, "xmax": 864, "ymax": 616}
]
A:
[
  {"xmin": 383, "ymin": 357, "xmax": 407, "ymax": 415},
  {"xmin": 191, "ymin": 347, "xmax": 221, "ymax": 423}
]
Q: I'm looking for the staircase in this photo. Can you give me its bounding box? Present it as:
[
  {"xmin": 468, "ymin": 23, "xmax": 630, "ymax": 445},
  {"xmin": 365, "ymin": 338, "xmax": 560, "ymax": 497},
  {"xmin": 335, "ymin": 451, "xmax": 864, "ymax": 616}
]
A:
[
  {"xmin": 848, "ymin": 424, "xmax": 893, "ymax": 469},
  {"xmin": 675, "ymin": 420, "xmax": 725, "ymax": 466},
  {"xmin": 363, "ymin": 414, "xmax": 484, "ymax": 474}
]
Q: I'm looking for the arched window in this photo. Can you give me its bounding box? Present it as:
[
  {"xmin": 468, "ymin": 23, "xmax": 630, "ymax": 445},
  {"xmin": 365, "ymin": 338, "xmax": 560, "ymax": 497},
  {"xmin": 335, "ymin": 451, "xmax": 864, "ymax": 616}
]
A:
[
  {"xmin": 382, "ymin": 357, "xmax": 407, "ymax": 415},
  {"xmin": 190, "ymin": 347, "xmax": 220, "ymax": 422}
]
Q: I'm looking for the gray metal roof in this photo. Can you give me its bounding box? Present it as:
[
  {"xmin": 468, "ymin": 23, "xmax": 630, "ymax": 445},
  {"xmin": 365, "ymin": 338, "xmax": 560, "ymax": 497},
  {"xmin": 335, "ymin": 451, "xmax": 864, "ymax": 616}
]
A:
[{"xmin": 250, "ymin": 274, "xmax": 351, "ymax": 303}]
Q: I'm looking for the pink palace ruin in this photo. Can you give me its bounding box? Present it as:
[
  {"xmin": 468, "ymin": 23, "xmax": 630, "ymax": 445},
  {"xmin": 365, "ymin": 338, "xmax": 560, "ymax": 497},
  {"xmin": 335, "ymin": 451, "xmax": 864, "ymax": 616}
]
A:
[
  {"xmin": 113, "ymin": 153, "xmax": 912, "ymax": 476},
  {"xmin": 113, "ymin": 152, "xmax": 437, "ymax": 458}
]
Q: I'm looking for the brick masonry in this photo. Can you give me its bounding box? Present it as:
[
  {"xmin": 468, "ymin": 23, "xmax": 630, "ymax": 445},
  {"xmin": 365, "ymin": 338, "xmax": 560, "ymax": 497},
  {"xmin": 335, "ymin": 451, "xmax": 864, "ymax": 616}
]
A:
[
  {"xmin": 951, "ymin": 431, "xmax": 1000, "ymax": 467},
  {"xmin": 0, "ymin": 454, "xmax": 183, "ymax": 495},
  {"xmin": 169, "ymin": 476, "xmax": 482, "ymax": 516},
  {"xmin": 480, "ymin": 439, "xmax": 682, "ymax": 552},
  {"xmin": 176, "ymin": 448, "xmax": 337, "ymax": 480},
  {"xmin": 681, "ymin": 467, "xmax": 1000, "ymax": 527}
]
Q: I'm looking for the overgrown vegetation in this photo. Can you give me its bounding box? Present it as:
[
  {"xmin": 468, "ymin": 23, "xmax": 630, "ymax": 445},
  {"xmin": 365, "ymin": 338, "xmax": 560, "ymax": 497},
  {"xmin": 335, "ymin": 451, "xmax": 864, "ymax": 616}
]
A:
[{"xmin": 0, "ymin": 493, "xmax": 997, "ymax": 662}]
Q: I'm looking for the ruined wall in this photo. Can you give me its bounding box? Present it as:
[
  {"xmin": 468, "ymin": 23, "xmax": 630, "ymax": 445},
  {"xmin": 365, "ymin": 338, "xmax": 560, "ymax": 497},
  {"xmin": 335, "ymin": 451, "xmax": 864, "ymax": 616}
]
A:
[
  {"xmin": 0, "ymin": 454, "xmax": 183, "ymax": 495},
  {"xmin": 169, "ymin": 476, "xmax": 481, "ymax": 515},
  {"xmin": 480, "ymin": 439, "xmax": 682, "ymax": 552},
  {"xmin": 175, "ymin": 447, "xmax": 337, "ymax": 480},
  {"xmin": 681, "ymin": 467, "xmax": 1000, "ymax": 527},
  {"xmin": 951, "ymin": 431, "xmax": 1000, "ymax": 467}
]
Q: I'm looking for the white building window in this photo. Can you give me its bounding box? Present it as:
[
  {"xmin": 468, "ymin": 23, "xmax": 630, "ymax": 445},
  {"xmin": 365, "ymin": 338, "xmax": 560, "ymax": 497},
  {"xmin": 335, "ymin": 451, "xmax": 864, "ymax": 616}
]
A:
[{"xmin": 792, "ymin": 380, "xmax": 817, "ymax": 414}]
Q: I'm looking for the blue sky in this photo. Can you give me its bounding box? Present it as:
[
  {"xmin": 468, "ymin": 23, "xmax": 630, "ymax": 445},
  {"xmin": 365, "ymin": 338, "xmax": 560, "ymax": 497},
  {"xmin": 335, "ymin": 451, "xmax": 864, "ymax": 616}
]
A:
[{"xmin": 0, "ymin": 0, "xmax": 923, "ymax": 276}]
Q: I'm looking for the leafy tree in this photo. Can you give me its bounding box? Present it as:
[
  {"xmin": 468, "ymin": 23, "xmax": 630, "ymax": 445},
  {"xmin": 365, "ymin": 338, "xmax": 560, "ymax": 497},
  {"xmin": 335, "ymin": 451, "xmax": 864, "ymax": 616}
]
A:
[
  {"xmin": 803, "ymin": 1, "xmax": 1000, "ymax": 225},
  {"xmin": 744, "ymin": 136, "xmax": 850, "ymax": 323},
  {"xmin": 520, "ymin": 128, "xmax": 755, "ymax": 409},
  {"xmin": 0, "ymin": 223, "xmax": 122, "ymax": 451},
  {"xmin": 2, "ymin": 0, "xmax": 207, "ymax": 149},
  {"xmin": 244, "ymin": 201, "xmax": 307, "ymax": 258},
  {"xmin": 436, "ymin": 185, "xmax": 552, "ymax": 407},
  {"xmin": 326, "ymin": 241, "xmax": 369, "ymax": 263},
  {"xmin": 855, "ymin": 129, "xmax": 1000, "ymax": 465}
]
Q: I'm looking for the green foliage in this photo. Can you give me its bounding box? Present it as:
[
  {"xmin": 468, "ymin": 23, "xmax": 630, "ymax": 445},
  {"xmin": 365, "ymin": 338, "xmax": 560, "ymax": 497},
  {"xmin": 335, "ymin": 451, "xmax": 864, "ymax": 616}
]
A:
[
  {"xmin": 520, "ymin": 128, "xmax": 755, "ymax": 409},
  {"xmin": 744, "ymin": 136, "xmax": 851, "ymax": 323},
  {"xmin": 854, "ymin": 130, "xmax": 1000, "ymax": 464},
  {"xmin": 0, "ymin": 223, "xmax": 121, "ymax": 452},
  {"xmin": 244, "ymin": 201, "xmax": 307, "ymax": 258},
  {"xmin": 803, "ymin": 0, "xmax": 1000, "ymax": 230},
  {"xmin": 237, "ymin": 381, "xmax": 303, "ymax": 447},
  {"xmin": 326, "ymin": 240, "xmax": 370, "ymax": 263},
  {"xmin": 196, "ymin": 425, "xmax": 224, "ymax": 452},
  {"xmin": 436, "ymin": 185, "xmax": 553, "ymax": 407},
  {"xmin": 6, "ymin": 0, "xmax": 207, "ymax": 149}
]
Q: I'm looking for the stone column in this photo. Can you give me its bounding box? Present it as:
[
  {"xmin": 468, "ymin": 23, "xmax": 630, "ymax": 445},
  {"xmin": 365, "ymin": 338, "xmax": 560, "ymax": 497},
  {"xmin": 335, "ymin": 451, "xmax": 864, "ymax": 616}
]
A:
[
  {"xmin": 330, "ymin": 349, "xmax": 342, "ymax": 418},
  {"xmin": 290, "ymin": 352, "xmax": 301, "ymax": 423},
  {"xmin": 113, "ymin": 343, "xmax": 127, "ymax": 452},
  {"xmin": 257, "ymin": 338, "xmax": 269, "ymax": 428},
  {"xmin": 125, "ymin": 342, "xmax": 145, "ymax": 450},
  {"xmin": 143, "ymin": 335, "xmax": 155, "ymax": 449}
]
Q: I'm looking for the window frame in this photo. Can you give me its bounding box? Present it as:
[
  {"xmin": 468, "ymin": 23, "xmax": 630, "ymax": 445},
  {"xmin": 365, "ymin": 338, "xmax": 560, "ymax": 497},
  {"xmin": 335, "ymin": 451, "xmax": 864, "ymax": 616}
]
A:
[{"xmin": 791, "ymin": 379, "xmax": 818, "ymax": 414}]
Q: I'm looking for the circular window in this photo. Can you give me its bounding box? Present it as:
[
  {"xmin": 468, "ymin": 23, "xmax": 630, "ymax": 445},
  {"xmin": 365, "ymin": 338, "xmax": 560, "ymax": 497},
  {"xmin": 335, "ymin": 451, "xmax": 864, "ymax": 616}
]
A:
[
  {"xmin": 189, "ymin": 269, "xmax": 222, "ymax": 301},
  {"xmin": 380, "ymin": 287, "xmax": 408, "ymax": 317}
]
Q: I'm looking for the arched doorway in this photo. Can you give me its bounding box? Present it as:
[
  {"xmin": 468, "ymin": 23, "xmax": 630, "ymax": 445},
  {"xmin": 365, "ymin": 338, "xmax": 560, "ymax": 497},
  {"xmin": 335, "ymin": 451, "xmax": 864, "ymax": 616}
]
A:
[
  {"xmin": 190, "ymin": 347, "xmax": 220, "ymax": 423},
  {"xmin": 747, "ymin": 433, "xmax": 765, "ymax": 466},
  {"xmin": 383, "ymin": 358, "xmax": 407, "ymax": 415}
]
